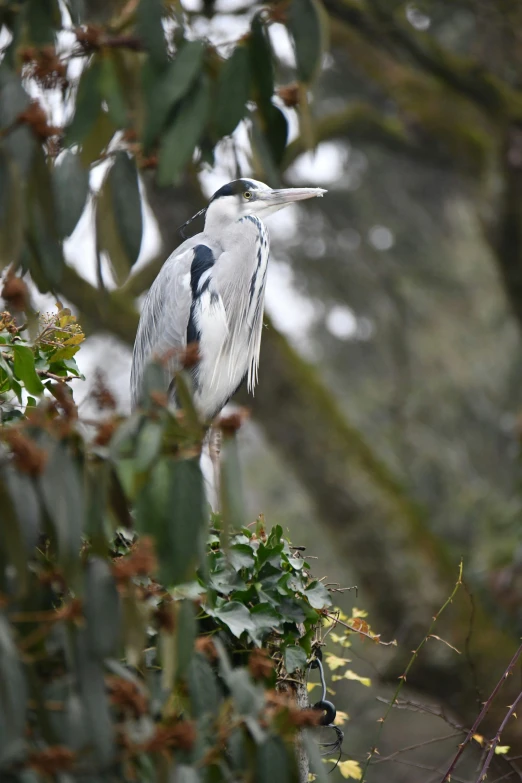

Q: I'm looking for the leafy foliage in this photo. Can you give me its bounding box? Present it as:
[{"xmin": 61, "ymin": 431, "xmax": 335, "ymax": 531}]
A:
[{"xmin": 0, "ymin": 315, "xmax": 374, "ymax": 782}]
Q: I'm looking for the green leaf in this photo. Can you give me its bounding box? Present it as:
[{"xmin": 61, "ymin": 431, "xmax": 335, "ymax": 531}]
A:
[
  {"xmin": 220, "ymin": 434, "xmax": 246, "ymax": 532},
  {"xmin": 209, "ymin": 601, "xmax": 256, "ymax": 639},
  {"xmin": 158, "ymin": 75, "xmax": 211, "ymax": 186},
  {"xmin": 0, "ymin": 470, "xmax": 29, "ymax": 594},
  {"xmin": 52, "ymin": 151, "xmax": 90, "ymax": 238},
  {"xmin": 229, "ymin": 543, "xmax": 255, "ymax": 571},
  {"xmin": 136, "ymin": 457, "xmax": 206, "ymax": 585},
  {"xmin": 66, "ymin": 57, "xmax": 102, "ymax": 146},
  {"xmin": 305, "ymin": 580, "xmax": 332, "ymax": 610},
  {"xmin": 283, "ymin": 645, "xmax": 308, "ymax": 673},
  {"xmin": 99, "ymin": 52, "xmax": 128, "ymax": 128},
  {"xmin": 13, "ymin": 345, "xmax": 44, "ymax": 395},
  {"xmin": 256, "ymin": 736, "xmax": 294, "ymax": 783},
  {"xmin": 135, "ymin": 419, "xmax": 164, "ymax": 472},
  {"xmin": 0, "ymin": 67, "xmax": 35, "ymax": 179},
  {"xmin": 73, "ymin": 631, "xmax": 114, "ymax": 764},
  {"xmin": 25, "ymin": 0, "xmax": 60, "ymax": 46},
  {"xmin": 109, "ymin": 152, "xmax": 143, "ymax": 268},
  {"xmin": 176, "ymin": 599, "xmax": 196, "ymax": 680},
  {"xmin": 214, "ymin": 45, "xmax": 251, "ymax": 137},
  {"xmin": 137, "ymin": 0, "xmax": 168, "ymax": 70},
  {"xmin": 188, "ymin": 654, "xmax": 220, "ymax": 718},
  {"xmin": 0, "ymin": 149, "xmax": 22, "ymax": 270},
  {"xmin": 26, "ymin": 147, "xmax": 65, "ymax": 289},
  {"xmin": 84, "ymin": 556, "xmax": 121, "ymax": 659},
  {"xmin": 143, "ymin": 40, "xmax": 206, "ymax": 152},
  {"xmin": 287, "ymin": 0, "xmax": 326, "ymax": 83},
  {"xmin": 249, "ymin": 13, "xmax": 274, "ymax": 119},
  {"xmin": 38, "ymin": 438, "xmax": 84, "ymax": 581},
  {"xmin": 0, "ymin": 613, "xmax": 27, "ymax": 767},
  {"xmin": 96, "ymin": 169, "xmax": 131, "ymax": 286}
]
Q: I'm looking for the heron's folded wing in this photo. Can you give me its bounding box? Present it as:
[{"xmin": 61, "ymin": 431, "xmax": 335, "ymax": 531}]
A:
[{"xmin": 130, "ymin": 242, "xmax": 199, "ymax": 409}]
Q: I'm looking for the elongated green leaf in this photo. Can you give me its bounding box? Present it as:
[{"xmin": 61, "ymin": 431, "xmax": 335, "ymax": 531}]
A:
[
  {"xmin": 302, "ymin": 729, "xmax": 329, "ymax": 783},
  {"xmin": 66, "ymin": 57, "xmax": 102, "ymax": 146},
  {"xmin": 143, "ymin": 40, "xmax": 206, "ymax": 151},
  {"xmin": 25, "ymin": 0, "xmax": 60, "ymax": 45},
  {"xmin": 84, "ymin": 557, "xmax": 121, "ymax": 659},
  {"xmin": 109, "ymin": 152, "xmax": 143, "ymax": 268},
  {"xmin": 176, "ymin": 600, "xmax": 196, "ymax": 680},
  {"xmin": 0, "ymin": 613, "xmax": 27, "ymax": 767},
  {"xmin": 0, "ymin": 67, "xmax": 35, "ymax": 179},
  {"xmin": 27, "ymin": 147, "xmax": 65, "ymax": 288},
  {"xmin": 158, "ymin": 76, "xmax": 211, "ymax": 186},
  {"xmin": 38, "ymin": 438, "xmax": 84, "ymax": 580},
  {"xmin": 13, "ymin": 344, "xmax": 44, "ymax": 395},
  {"xmin": 0, "ymin": 149, "xmax": 22, "ymax": 270},
  {"xmin": 53, "ymin": 151, "xmax": 90, "ymax": 238},
  {"xmin": 135, "ymin": 419, "xmax": 163, "ymax": 472},
  {"xmin": 249, "ymin": 14, "xmax": 274, "ymax": 119},
  {"xmin": 137, "ymin": 0, "xmax": 168, "ymax": 70},
  {"xmin": 74, "ymin": 630, "xmax": 114, "ymax": 764},
  {"xmin": 136, "ymin": 456, "xmax": 206, "ymax": 585},
  {"xmin": 99, "ymin": 52, "xmax": 128, "ymax": 128},
  {"xmin": 95, "ymin": 171, "xmax": 130, "ymax": 286},
  {"xmin": 256, "ymin": 736, "xmax": 294, "ymax": 783},
  {"xmin": 221, "ymin": 433, "xmax": 246, "ymax": 531},
  {"xmin": 188, "ymin": 654, "xmax": 220, "ymax": 718},
  {"xmin": 287, "ymin": 0, "xmax": 326, "ymax": 83},
  {"xmin": 0, "ymin": 470, "xmax": 28, "ymax": 594},
  {"xmin": 215, "ymin": 45, "xmax": 251, "ymax": 137}
]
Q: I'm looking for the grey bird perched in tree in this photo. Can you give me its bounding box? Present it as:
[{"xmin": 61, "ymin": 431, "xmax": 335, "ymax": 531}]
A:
[{"xmin": 130, "ymin": 178, "xmax": 326, "ymax": 418}]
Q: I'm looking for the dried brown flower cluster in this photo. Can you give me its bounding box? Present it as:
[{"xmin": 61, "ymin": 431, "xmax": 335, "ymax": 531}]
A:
[
  {"xmin": 112, "ymin": 537, "xmax": 158, "ymax": 583},
  {"xmin": 2, "ymin": 429, "xmax": 48, "ymax": 475},
  {"xmin": 21, "ymin": 46, "xmax": 68, "ymax": 90}
]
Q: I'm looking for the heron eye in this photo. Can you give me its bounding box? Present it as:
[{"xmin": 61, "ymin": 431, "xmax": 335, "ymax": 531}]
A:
[{"xmin": 244, "ymin": 191, "xmax": 252, "ymax": 200}]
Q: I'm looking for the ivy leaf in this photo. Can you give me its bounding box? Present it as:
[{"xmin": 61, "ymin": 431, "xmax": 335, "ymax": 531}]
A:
[
  {"xmin": 209, "ymin": 601, "xmax": 256, "ymax": 639},
  {"xmin": 305, "ymin": 580, "xmax": 332, "ymax": 610},
  {"xmin": 229, "ymin": 543, "xmax": 255, "ymax": 571},
  {"xmin": 283, "ymin": 645, "xmax": 308, "ymax": 674},
  {"xmin": 336, "ymin": 759, "xmax": 362, "ymax": 780},
  {"xmin": 13, "ymin": 345, "xmax": 44, "ymax": 395}
]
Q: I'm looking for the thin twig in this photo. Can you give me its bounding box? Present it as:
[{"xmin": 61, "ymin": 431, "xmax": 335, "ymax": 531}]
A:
[
  {"xmin": 374, "ymin": 732, "xmax": 462, "ymax": 763},
  {"xmin": 325, "ymin": 613, "xmax": 397, "ymax": 646},
  {"xmin": 475, "ymin": 691, "xmax": 522, "ymax": 783},
  {"xmin": 361, "ymin": 560, "xmax": 463, "ymax": 783},
  {"xmin": 440, "ymin": 642, "xmax": 522, "ymax": 782}
]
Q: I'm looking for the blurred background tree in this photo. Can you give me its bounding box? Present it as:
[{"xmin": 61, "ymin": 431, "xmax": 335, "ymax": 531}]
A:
[{"xmin": 2, "ymin": 0, "xmax": 522, "ymax": 779}]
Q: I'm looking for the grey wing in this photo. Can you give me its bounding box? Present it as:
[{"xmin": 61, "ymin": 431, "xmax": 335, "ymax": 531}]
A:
[{"xmin": 130, "ymin": 242, "xmax": 196, "ymax": 410}]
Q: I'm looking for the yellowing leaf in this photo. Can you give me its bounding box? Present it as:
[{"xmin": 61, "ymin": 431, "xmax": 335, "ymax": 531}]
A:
[
  {"xmin": 334, "ymin": 710, "xmax": 349, "ymax": 726},
  {"xmin": 338, "ymin": 760, "xmax": 362, "ymax": 780},
  {"xmin": 307, "ymin": 775, "xmax": 316, "ymax": 781},
  {"xmin": 337, "ymin": 670, "xmax": 371, "ymax": 687},
  {"xmin": 307, "ymin": 682, "xmax": 320, "ymax": 692},
  {"xmin": 473, "ymin": 733, "xmax": 484, "ymax": 746},
  {"xmin": 495, "ymin": 745, "xmax": 510, "ymax": 755},
  {"xmin": 62, "ymin": 333, "xmax": 85, "ymax": 346},
  {"xmin": 350, "ymin": 608, "xmax": 368, "ymax": 619},
  {"xmin": 325, "ymin": 653, "xmax": 351, "ymax": 670},
  {"xmin": 330, "ymin": 632, "xmax": 351, "ymax": 647}
]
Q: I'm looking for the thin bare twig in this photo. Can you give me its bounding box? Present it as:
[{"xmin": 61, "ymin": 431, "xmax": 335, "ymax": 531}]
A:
[
  {"xmin": 440, "ymin": 642, "xmax": 522, "ymax": 782},
  {"xmin": 361, "ymin": 560, "xmax": 463, "ymax": 783},
  {"xmin": 475, "ymin": 691, "xmax": 522, "ymax": 783}
]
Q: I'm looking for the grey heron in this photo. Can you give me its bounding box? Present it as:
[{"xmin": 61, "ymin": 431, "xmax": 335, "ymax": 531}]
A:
[{"xmin": 130, "ymin": 178, "xmax": 326, "ymax": 418}]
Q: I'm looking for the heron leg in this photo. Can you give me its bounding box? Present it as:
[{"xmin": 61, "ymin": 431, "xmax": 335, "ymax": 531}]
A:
[{"xmin": 208, "ymin": 425, "xmax": 222, "ymax": 509}]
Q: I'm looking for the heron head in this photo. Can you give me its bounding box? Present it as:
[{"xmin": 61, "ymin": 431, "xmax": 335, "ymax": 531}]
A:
[
  {"xmin": 178, "ymin": 179, "xmax": 326, "ymax": 236},
  {"xmin": 209, "ymin": 178, "xmax": 326, "ymax": 220}
]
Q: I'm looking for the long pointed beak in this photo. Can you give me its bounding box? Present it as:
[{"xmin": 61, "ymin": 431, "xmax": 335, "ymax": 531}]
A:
[{"xmin": 266, "ymin": 187, "xmax": 327, "ymax": 205}]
